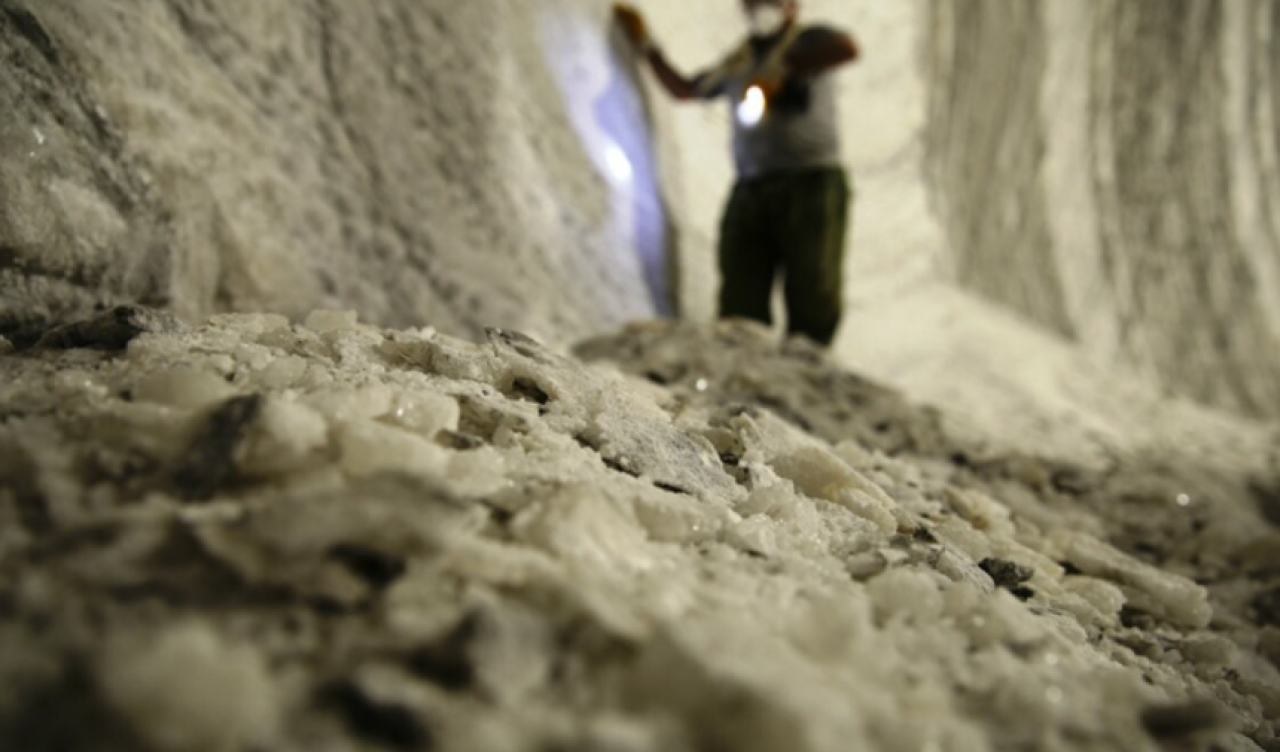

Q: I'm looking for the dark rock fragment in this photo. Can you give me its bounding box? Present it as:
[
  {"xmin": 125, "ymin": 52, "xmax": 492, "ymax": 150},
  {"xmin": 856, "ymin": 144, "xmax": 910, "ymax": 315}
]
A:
[
  {"xmin": 173, "ymin": 394, "xmax": 263, "ymax": 500},
  {"xmin": 329, "ymin": 545, "xmax": 406, "ymax": 591},
  {"xmin": 1251, "ymin": 479, "xmax": 1280, "ymax": 527},
  {"xmin": 319, "ymin": 681, "xmax": 433, "ymax": 751},
  {"xmin": 436, "ymin": 429, "xmax": 485, "ymax": 451},
  {"xmin": 34, "ymin": 306, "xmax": 180, "ymax": 351},
  {"xmin": 979, "ymin": 558, "xmax": 1034, "ymax": 590},
  {"xmin": 1120, "ymin": 606, "xmax": 1157, "ymax": 630},
  {"xmin": 0, "ymin": 662, "xmax": 147, "ymax": 752},
  {"xmin": 1253, "ymin": 586, "xmax": 1280, "ymax": 627},
  {"xmin": 1141, "ymin": 700, "xmax": 1232, "ymax": 741},
  {"xmin": 509, "ymin": 377, "xmax": 551, "ymax": 406},
  {"xmin": 603, "ymin": 455, "xmax": 640, "ymax": 478},
  {"xmin": 486, "ymin": 328, "xmax": 555, "ymax": 365},
  {"xmin": 408, "ymin": 612, "xmax": 481, "ymax": 692},
  {"xmin": 654, "ymin": 481, "xmax": 691, "ymax": 496},
  {"xmin": 1051, "ymin": 466, "xmax": 1094, "ymax": 495},
  {"xmin": 3, "ymin": 6, "xmax": 59, "ymax": 65}
]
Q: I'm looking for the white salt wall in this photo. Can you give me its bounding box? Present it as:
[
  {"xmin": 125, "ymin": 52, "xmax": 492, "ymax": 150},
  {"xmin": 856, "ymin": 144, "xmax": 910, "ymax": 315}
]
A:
[
  {"xmin": 2, "ymin": 0, "xmax": 661, "ymax": 343},
  {"xmin": 923, "ymin": 0, "xmax": 1280, "ymax": 417}
]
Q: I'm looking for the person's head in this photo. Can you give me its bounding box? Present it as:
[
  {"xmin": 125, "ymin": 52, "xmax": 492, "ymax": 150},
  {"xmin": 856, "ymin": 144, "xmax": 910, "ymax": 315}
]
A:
[{"xmin": 741, "ymin": 0, "xmax": 798, "ymax": 37}]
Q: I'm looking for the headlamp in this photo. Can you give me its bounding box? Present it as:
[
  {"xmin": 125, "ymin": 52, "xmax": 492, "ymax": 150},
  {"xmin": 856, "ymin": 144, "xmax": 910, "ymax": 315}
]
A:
[{"xmin": 737, "ymin": 85, "xmax": 767, "ymax": 127}]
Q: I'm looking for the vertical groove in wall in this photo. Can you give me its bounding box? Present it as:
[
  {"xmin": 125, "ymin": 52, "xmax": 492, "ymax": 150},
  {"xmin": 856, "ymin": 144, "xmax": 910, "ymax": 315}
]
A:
[
  {"xmin": 1104, "ymin": 0, "xmax": 1280, "ymax": 414},
  {"xmin": 929, "ymin": 0, "xmax": 1280, "ymax": 418},
  {"xmin": 924, "ymin": 0, "xmax": 1074, "ymax": 337}
]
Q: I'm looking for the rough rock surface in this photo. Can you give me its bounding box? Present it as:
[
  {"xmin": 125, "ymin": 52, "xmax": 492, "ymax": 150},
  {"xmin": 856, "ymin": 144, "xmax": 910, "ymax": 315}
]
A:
[
  {"xmin": 924, "ymin": 0, "xmax": 1280, "ymax": 417},
  {"xmin": 0, "ymin": 0, "xmax": 661, "ymax": 344},
  {"xmin": 1, "ymin": 312, "xmax": 1277, "ymax": 752}
]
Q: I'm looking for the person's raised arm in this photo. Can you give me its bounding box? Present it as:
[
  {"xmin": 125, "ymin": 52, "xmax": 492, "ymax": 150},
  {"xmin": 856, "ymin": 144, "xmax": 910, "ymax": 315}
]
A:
[
  {"xmin": 613, "ymin": 4, "xmax": 701, "ymax": 101},
  {"xmin": 784, "ymin": 28, "xmax": 859, "ymax": 76}
]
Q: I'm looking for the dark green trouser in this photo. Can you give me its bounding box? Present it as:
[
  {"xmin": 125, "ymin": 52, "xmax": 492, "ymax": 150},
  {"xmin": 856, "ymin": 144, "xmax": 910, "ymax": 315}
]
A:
[{"xmin": 717, "ymin": 167, "xmax": 850, "ymax": 346}]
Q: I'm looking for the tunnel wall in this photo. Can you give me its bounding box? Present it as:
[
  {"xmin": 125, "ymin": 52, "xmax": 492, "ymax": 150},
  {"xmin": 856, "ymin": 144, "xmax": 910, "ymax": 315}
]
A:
[
  {"xmin": 0, "ymin": 0, "xmax": 663, "ymax": 345},
  {"xmin": 924, "ymin": 0, "xmax": 1280, "ymax": 417}
]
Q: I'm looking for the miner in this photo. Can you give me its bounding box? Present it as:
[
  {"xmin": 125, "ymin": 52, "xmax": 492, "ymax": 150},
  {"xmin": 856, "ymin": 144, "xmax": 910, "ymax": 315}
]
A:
[{"xmin": 614, "ymin": 0, "xmax": 859, "ymax": 346}]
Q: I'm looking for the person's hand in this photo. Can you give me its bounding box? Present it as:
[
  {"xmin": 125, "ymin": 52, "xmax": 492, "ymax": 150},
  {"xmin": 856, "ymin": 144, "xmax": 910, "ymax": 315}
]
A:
[{"xmin": 613, "ymin": 3, "xmax": 649, "ymax": 49}]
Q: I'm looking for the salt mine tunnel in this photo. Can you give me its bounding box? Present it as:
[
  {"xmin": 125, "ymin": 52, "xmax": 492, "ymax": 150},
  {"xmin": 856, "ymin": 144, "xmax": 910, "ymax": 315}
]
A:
[{"xmin": 1, "ymin": 1, "xmax": 1279, "ymax": 750}]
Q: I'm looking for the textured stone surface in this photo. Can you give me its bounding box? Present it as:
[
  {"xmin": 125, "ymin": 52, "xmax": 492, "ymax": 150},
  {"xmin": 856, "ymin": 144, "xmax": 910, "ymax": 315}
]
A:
[
  {"xmin": 0, "ymin": 312, "xmax": 1277, "ymax": 751},
  {"xmin": 0, "ymin": 0, "xmax": 661, "ymax": 344},
  {"xmin": 924, "ymin": 0, "xmax": 1280, "ymax": 417}
]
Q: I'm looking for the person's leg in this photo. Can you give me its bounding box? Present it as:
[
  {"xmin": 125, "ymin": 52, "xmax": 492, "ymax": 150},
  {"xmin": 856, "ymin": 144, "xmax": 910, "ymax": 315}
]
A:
[
  {"xmin": 718, "ymin": 179, "xmax": 779, "ymax": 327},
  {"xmin": 782, "ymin": 168, "xmax": 850, "ymax": 346}
]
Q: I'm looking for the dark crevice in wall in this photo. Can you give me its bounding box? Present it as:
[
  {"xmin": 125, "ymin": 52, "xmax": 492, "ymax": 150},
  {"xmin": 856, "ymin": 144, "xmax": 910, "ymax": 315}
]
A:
[{"xmin": 1, "ymin": 3, "xmax": 58, "ymax": 66}]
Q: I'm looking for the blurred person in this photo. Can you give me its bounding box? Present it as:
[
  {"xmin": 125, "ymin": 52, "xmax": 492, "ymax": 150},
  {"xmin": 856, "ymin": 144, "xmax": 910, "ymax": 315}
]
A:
[{"xmin": 614, "ymin": 0, "xmax": 859, "ymax": 346}]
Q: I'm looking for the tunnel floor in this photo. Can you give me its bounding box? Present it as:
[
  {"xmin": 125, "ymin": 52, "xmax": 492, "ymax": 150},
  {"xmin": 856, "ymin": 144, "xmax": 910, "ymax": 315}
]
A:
[{"xmin": 0, "ymin": 310, "xmax": 1276, "ymax": 752}]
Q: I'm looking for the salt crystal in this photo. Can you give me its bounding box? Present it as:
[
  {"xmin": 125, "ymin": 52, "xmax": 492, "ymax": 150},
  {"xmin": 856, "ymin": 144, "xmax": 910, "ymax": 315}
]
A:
[
  {"xmin": 99, "ymin": 623, "xmax": 278, "ymax": 752},
  {"xmin": 134, "ymin": 367, "xmax": 235, "ymax": 410},
  {"xmin": 304, "ymin": 309, "xmax": 359, "ymax": 333}
]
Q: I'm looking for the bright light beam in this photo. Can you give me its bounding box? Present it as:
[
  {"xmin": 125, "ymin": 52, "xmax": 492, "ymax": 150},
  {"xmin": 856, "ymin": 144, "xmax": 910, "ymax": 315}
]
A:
[
  {"xmin": 603, "ymin": 143, "xmax": 634, "ymax": 184},
  {"xmin": 737, "ymin": 86, "xmax": 767, "ymax": 128}
]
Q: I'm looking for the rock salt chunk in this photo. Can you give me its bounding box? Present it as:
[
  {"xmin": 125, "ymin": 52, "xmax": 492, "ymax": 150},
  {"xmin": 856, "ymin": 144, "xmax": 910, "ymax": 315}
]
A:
[
  {"xmin": 934, "ymin": 517, "xmax": 993, "ymax": 562},
  {"xmin": 772, "ymin": 446, "xmax": 897, "ymax": 511},
  {"xmin": 514, "ymin": 485, "xmax": 654, "ymax": 575},
  {"xmin": 135, "ymin": 367, "xmax": 236, "ymax": 411},
  {"xmin": 100, "ymin": 622, "xmax": 277, "ymax": 752},
  {"xmin": 834, "ymin": 486, "xmax": 897, "ymax": 533},
  {"xmin": 386, "ymin": 390, "xmax": 460, "ymax": 437},
  {"xmin": 52, "ymin": 369, "xmax": 110, "ymax": 400},
  {"xmin": 304, "ymin": 309, "xmax": 359, "ymax": 333},
  {"xmin": 1049, "ymin": 530, "xmax": 1211, "ymax": 629},
  {"xmin": 944, "ymin": 487, "xmax": 1016, "ymax": 538},
  {"xmin": 304, "ymin": 385, "xmax": 393, "ymax": 423},
  {"xmin": 739, "ymin": 482, "xmax": 796, "ymax": 518},
  {"xmin": 206, "ymin": 313, "xmax": 289, "ymax": 337},
  {"xmin": 337, "ymin": 421, "xmax": 449, "ymax": 478},
  {"xmin": 446, "ymin": 447, "xmax": 508, "ymax": 496},
  {"xmin": 585, "ymin": 411, "xmax": 736, "ymax": 500},
  {"xmin": 1060, "ymin": 576, "xmax": 1127, "ymax": 623},
  {"xmin": 255, "ymin": 355, "xmax": 308, "ymax": 389},
  {"xmin": 232, "ymin": 343, "xmax": 274, "ymax": 371},
  {"xmin": 726, "ymin": 516, "xmax": 780, "ymax": 558},
  {"xmin": 241, "ymin": 397, "xmax": 328, "ymax": 475},
  {"xmin": 867, "ymin": 568, "xmax": 945, "ymax": 624},
  {"xmin": 632, "ymin": 492, "xmax": 724, "ymax": 544}
]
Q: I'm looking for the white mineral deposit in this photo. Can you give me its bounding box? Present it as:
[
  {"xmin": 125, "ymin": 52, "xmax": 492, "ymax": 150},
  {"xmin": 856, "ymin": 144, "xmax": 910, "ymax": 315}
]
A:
[{"xmin": 2, "ymin": 1, "xmax": 1279, "ymax": 751}]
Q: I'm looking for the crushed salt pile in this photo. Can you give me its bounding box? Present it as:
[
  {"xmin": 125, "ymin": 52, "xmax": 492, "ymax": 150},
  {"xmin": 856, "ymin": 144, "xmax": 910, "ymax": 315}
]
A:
[{"xmin": 0, "ymin": 309, "xmax": 1277, "ymax": 751}]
